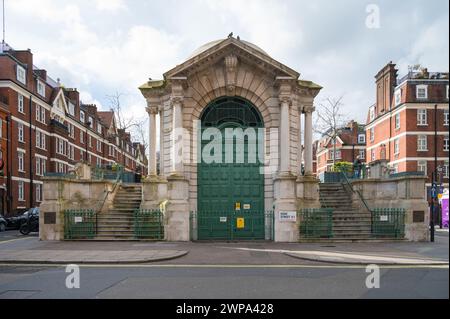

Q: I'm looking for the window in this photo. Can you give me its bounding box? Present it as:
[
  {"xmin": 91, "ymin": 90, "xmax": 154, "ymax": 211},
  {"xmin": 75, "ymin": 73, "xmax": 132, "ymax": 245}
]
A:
[
  {"xmin": 371, "ymin": 150, "xmax": 376, "ymax": 162},
  {"xmin": 417, "ymin": 135, "xmax": 428, "ymax": 151},
  {"xmin": 57, "ymin": 138, "xmax": 65, "ymax": 155},
  {"xmin": 444, "ymin": 135, "xmax": 449, "ymax": 152},
  {"xmin": 58, "ymin": 163, "xmax": 65, "ymax": 174},
  {"xmin": 17, "ymin": 65, "xmax": 26, "ymax": 84},
  {"xmin": 80, "ymin": 131, "xmax": 84, "ymax": 144},
  {"xmin": 394, "ymin": 138, "xmax": 400, "ymax": 155},
  {"xmin": 335, "ymin": 150, "xmax": 341, "ymax": 160},
  {"xmin": 359, "ymin": 149, "xmax": 365, "ymax": 160},
  {"xmin": 35, "ymin": 104, "xmax": 46, "ymax": 123},
  {"xmin": 89, "ymin": 136, "xmax": 92, "ymax": 148},
  {"xmin": 416, "ymin": 85, "xmax": 428, "ymax": 99},
  {"xmin": 37, "ymin": 80, "xmax": 45, "ymax": 97},
  {"xmin": 18, "ymin": 151, "xmax": 25, "ymax": 172},
  {"xmin": 97, "ymin": 140, "xmax": 102, "ymax": 152},
  {"xmin": 444, "ymin": 109, "xmax": 449, "ymax": 126},
  {"xmin": 97, "ymin": 123, "xmax": 102, "ymax": 134},
  {"xmin": 417, "ymin": 109, "xmax": 427, "ymax": 126},
  {"xmin": 358, "ymin": 134, "xmax": 366, "ymax": 144},
  {"xmin": 68, "ymin": 102, "xmax": 75, "ymax": 116},
  {"xmin": 80, "ymin": 150, "xmax": 84, "ymax": 161},
  {"xmin": 41, "ymin": 106, "xmax": 46, "ymax": 124},
  {"xmin": 395, "ymin": 113, "xmax": 401, "ymax": 130},
  {"xmin": 444, "ymin": 161, "xmax": 449, "ymax": 178},
  {"xmin": 369, "ymin": 128, "xmax": 374, "ymax": 142},
  {"xmin": 18, "ymin": 181, "xmax": 24, "ymax": 201},
  {"xmin": 18, "ymin": 94, "xmax": 24, "ymax": 113},
  {"xmin": 18, "ymin": 123, "xmax": 24, "ymax": 142},
  {"xmin": 88, "ymin": 117, "xmax": 94, "ymax": 129},
  {"xmin": 418, "ymin": 161, "xmax": 427, "ymax": 175},
  {"xmin": 80, "ymin": 111, "xmax": 85, "ymax": 123},
  {"xmin": 394, "ymin": 89, "xmax": 401, "ymax": 106},
  {"xmin": 36, "ymin": 158, "xmax": 42, "ymax": 176},
  {"xmin": 96, "ymin": 157, "xmax": 102, "ymax": 167},
  {"xmin": 36, "ymin": 184, "xmax": 42, "ymax": 202},
  {"xmin": 369, "ymin": 106, "xmax": 376, "ymax": 121},
  {"xmin": 68, "ymin": 123, "xmax": 75, "ymax": 139},
  {"xmin": 0, "ymin": 119, "xmax": 2, "ymax": 138}
]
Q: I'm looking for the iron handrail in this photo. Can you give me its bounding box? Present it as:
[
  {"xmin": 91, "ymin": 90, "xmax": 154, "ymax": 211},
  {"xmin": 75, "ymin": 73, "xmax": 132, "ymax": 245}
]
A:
[
  {"xmin": 96, "ymin": 167, "xmax": 123, "ymax": 214},
  {"xmin": 340, "ymin": 171, "xmax": 372, "ymax": 213}
]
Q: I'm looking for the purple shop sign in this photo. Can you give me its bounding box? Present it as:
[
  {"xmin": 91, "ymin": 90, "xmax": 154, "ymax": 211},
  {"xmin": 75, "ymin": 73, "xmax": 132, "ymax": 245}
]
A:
[{"xmin": 442, "ymin": 198, "xmax": 449, "ymax": 229}]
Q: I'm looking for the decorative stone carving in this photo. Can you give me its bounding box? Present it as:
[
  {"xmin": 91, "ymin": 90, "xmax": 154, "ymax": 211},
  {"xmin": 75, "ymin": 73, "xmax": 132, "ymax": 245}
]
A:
[{"xmin": 225, "ymin": 54, "xmax": 238, "ymax": 92}]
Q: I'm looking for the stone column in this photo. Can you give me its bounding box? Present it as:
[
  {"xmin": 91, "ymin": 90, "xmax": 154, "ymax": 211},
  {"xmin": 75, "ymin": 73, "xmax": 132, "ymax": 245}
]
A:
[
  {"xmin": 304, "ymin": 106, "xmax": 314, "ymax": 175},
  {"xmin": 146, "ymin": 106, "xmax": 158, "ymax": 176},
  {"xmin": 171, "ymin": 97, "xmax": 184, "ymax": 175},
  {"xmin": 298, "ymin": 106, "xmax": 303, "ymax": 176},
  {"xmin": 279, "ymin": 97, "xmax": 291, "ymax": 174}
]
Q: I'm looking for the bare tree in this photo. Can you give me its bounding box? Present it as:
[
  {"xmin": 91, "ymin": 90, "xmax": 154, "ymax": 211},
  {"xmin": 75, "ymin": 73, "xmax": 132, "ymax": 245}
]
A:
[
  {"xmin": 106, "ymin": 91, "xmax": 149, "ymax": 166},
  {"xmin": 106, "ymin": 91, "xmax": 137, "ymax": 131},
  {"xmin": 314, "ymin": 96, "xmax": 347, "ymax": 168}
]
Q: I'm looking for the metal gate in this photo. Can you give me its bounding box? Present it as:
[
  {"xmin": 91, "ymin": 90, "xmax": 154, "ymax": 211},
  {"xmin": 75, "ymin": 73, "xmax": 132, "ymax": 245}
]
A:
[
  {"xmin": 190, "ymin": 211, "xmax": 274, "ymax": 241},
  {"xmin": 64, "ymin": 209, "xmax": 96, "ymax": 240}
]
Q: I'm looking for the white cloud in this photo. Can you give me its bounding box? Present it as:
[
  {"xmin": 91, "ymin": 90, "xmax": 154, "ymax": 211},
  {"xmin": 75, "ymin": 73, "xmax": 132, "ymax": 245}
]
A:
[{"xmin": 95, "ymin": 0, "xmax": 127, "ymax": 12}]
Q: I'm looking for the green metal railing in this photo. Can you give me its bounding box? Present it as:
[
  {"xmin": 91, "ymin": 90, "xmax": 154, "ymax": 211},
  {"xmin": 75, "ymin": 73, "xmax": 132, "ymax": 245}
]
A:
[
  {"xmin": 190, "ymin": 211, "xmax": 274, "ymax": 241},
  {"xmin": 64, "ymin": 209, "xmax": 96, "ymax": 240},
  {"xmin": 134, "ymin": 209, "xmax": 165, "ymax": 240},
  {"xmin": 298, "ymin": 209, "xmax": 334, "ymax": 239},
  {"xmin": 371, "ymin": 208, "xmax": 406, "ymax": 239}
]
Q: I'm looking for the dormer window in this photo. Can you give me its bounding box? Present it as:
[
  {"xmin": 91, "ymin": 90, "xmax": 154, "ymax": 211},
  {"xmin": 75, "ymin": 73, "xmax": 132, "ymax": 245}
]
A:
[
  {"xmin": 68, "ymin": 102, "xmax": 75, "ymax": 116},
  {"xmin": 80, "ymin": 111, "xmax": 85, "ymax": 123},
  {"xmin": 88, "ymin": 116, "xmax": 94, "ymax": 129},
  {"xmin": 37, "ymin": 80, "xmax": 46, "ymax": 97},
  {"xmin": 17, "ymin": 65, "xmax": 26, "ymax": 84},
  {"xmin": 97, "ymin": 123, "xmax": 102, "ymax": 134},
  {"xmin": 416, "ymin": 85, "xmax": 428, "ymax": 99}
]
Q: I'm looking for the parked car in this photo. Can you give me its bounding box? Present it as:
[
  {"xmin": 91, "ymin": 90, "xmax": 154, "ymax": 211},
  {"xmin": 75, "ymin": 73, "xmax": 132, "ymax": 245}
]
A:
[
  {"xmin": 0, "ymin": 215, "xmax": 7, "ymax": 232},
  {"xmin": 6, "ymin": 208, "xmax": 40, "ymax": 230}
]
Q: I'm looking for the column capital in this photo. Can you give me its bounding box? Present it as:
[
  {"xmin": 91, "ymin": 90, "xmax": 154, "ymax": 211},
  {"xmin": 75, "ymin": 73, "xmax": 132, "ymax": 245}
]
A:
[
  {"xmin": 303, "ymin": 105, "xmax": 315, "ymax": 113},
  {"xmin": 146, "ymin": 106, "xmax": 159, "ymax": 115},
  {"xmin": 279, "ymin": 95, "xmax": 293, "ymax": 106},
  {"xmin": 171, "ymin": 96, "xmax": 184, "ymax": 107}
]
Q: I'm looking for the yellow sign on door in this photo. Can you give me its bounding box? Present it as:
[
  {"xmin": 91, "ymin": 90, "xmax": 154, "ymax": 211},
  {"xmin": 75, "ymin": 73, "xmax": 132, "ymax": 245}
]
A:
[
  {"xmin": 237, "ymin": 218, "xmax": 245, "ymax": 229},
  {"xmin": 235, "ymin": 202, "xmax": 241, "ymax": 211}
]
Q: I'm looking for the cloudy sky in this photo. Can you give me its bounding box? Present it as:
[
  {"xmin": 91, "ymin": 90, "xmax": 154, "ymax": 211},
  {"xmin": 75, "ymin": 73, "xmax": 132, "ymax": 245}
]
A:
[{"xmin": 4, "ymin": 0, "xmax": 449, "ymax": 129}]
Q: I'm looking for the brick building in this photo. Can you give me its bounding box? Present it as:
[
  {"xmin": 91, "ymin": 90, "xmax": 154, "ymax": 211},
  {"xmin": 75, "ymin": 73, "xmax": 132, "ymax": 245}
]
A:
[
  {"xmin": 365, "ymin": 62, "xmax": 449, "ymax": 193},
  {"xmin": 315, "ymin": 120, "xmax": 366, "ymax": 178},
  {"xmin": 0, "ymin": 44, "xmax": 148, "ymax": 216}
]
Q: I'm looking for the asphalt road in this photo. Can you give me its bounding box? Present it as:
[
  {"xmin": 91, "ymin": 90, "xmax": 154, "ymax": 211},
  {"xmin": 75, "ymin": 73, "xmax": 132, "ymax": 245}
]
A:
[{"xmin": 0, "ymin": 264, "xmax": 447, "ymax": 299}]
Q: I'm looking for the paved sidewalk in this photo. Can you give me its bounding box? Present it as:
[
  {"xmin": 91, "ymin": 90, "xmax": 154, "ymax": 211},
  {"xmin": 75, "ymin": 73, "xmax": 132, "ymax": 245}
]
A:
[
  {"xmin": 0, "ymin": 249, "xmax": 188, "ymax": 264},
  {"xmin": 285, "ymin": 251, "xmax": 449, "ymax": 265}
]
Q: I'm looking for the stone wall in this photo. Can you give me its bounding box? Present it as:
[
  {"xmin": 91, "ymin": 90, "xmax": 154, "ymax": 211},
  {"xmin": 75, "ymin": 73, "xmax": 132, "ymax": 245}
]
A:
[
  {"xmin": 39, "ymin": 177, "xmax": 117, "ymax": 241},
  {"xmin": 351, "ymin": 176, "xmax": 429, "ymax": 241}
]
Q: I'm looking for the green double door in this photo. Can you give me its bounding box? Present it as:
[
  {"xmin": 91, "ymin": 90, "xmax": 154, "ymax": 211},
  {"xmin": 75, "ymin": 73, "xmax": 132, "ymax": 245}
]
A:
[{"xmin": 197, "ymin": 97, "xmax": 265, "ymax": 240}]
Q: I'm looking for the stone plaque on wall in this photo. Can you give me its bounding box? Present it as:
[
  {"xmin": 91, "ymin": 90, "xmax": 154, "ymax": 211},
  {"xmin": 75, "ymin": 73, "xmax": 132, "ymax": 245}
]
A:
[
  {"xmin": 44, "ymin": 212, "xmax": 56, "ymax": 225},
  {"xmin": 413, "ymin": 211, "xmax": 425, "ymax": 223}
]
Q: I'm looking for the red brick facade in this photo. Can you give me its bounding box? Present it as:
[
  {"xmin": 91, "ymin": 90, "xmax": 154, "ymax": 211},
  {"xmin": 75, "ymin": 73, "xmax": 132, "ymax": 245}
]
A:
[
  {"xmin": 366, "ymin": 63, "xmax": 449, "ymax": 188},
  {"xmin": 0, "ymin": 47, "xmax": 148, "ymax": 216},
  {"xmin": 315, "ymin": 121, "xmax": 367, "ymax": 177}
]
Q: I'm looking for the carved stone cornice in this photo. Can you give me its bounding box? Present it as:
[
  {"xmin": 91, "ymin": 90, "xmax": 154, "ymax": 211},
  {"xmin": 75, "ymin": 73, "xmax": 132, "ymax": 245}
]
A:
[{"xmin": 303, "ymin": 104, "xmax": 316, "ymax": 113}]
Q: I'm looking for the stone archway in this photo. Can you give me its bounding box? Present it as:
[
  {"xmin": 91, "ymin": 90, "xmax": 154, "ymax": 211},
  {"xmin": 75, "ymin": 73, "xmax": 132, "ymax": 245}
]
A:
[{"xmin": 196, "ymin": 96, "xmax": 266, "ymax": 240}]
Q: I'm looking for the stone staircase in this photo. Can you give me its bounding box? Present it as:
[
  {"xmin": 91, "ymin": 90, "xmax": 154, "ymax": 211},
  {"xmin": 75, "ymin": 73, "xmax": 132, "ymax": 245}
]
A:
[
  {"xmin": 319, "ymin": 183, "xmax": 372, "ymax": 241},
  {"xmin": 95, "ymin": 184, "xmax": 142, "ymax": 240}
]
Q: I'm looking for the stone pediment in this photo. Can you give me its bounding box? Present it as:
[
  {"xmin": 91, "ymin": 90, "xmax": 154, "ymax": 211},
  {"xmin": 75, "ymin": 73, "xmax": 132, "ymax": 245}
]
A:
[{"xmin": 164, "ymin": 38, "xmax": 300, "ymax": 80}]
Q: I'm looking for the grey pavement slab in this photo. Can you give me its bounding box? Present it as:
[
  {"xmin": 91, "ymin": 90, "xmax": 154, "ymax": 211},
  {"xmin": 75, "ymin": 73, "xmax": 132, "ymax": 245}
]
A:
[{"xmin": 0, "ymin": 250, "xmax": 188, "ymax": 264}]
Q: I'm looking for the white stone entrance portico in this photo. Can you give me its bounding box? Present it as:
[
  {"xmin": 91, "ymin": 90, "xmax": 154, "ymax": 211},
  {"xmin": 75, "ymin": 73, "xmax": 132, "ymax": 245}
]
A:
[{"xmin": 139, "ymin": 37, "xmax": 322, "ymax": 242}]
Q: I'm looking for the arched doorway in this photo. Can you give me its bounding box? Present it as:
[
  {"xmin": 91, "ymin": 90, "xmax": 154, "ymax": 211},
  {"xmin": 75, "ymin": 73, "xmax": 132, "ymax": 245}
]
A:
[{"xmin": 197, "ymin": 97, "xmax": 266, "ymax": 240}]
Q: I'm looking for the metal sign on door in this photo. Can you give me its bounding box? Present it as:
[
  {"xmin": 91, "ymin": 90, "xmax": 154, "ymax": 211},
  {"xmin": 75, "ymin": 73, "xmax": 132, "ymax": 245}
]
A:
[{"xmin": 237, "ymin": 218, "xmax": 245, "ymax": 229}]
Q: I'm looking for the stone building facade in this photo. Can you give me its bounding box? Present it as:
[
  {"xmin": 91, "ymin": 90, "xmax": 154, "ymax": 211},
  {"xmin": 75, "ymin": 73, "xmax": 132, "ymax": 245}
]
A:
[{"xmin": 139, "ymin": 38, "xmax": 322, "ymax": 242}]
